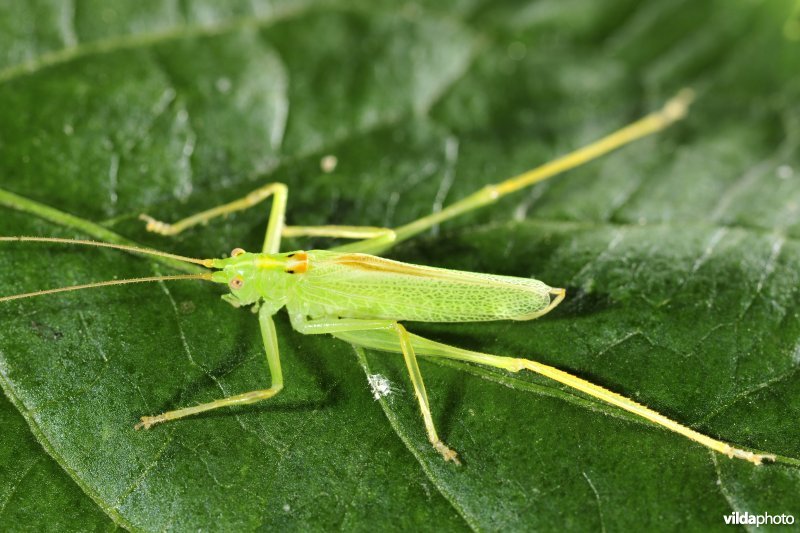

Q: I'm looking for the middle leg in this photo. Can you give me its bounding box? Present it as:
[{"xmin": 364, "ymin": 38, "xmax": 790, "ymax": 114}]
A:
[
  {"xmin": 140, "ymin": 182, "xmax": 397, "ymax": 253},
  {"xmin": 289, "ymin": 314, "xmax": 459, "ymax": 463},
  {"xmin": 139, "ymin": 182, "xmax": 288, "ymax": 254}
]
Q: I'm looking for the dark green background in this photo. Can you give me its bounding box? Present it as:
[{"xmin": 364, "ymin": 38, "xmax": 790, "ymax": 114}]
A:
[{"xmin": 1, "ymin": 1, "xmax": 799, "ymax": 531}]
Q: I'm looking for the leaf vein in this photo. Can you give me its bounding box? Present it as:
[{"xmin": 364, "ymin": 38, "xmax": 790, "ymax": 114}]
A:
[{"xmin": 0, "ymin": 457, "xmax": 41, "ymax": 519}]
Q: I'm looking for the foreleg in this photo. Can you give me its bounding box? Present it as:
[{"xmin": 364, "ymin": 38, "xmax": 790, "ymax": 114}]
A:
[{"xmin": 135, "ymin": 306, "xmax": 284, "ymax": 428}]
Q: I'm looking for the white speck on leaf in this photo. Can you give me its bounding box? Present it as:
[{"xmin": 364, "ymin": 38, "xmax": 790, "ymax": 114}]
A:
[
  {"xmin": 216, "ymin": 77, "xmax": 232, "ymax": 93},
  {"xmin": 777, "ymin": 165, "xmax": 794, "ymax": 179},
  {"xmin": 320, "ymin": 155, "xmax": 338, "ymax": 173},
  {"xmin": 367, "ymin": 374, "xmax": 393, "ymax": 400}
]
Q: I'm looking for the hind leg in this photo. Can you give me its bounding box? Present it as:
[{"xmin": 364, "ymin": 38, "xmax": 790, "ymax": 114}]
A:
[
  {"xmin": 334, "ymin": 327, "xmax": 776, "ymax": 465},
  {"xmin": 333, "ymin": 90, "xmax": 694, "ymax": 255}
]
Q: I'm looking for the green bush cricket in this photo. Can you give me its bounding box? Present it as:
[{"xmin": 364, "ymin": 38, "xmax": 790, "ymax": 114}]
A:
[{"xmin": 0, "ymin": 89, "xmax": 776, "ymax": 466}]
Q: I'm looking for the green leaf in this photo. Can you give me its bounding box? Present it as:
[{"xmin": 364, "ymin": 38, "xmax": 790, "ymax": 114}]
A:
[
  {"xmin": 1, "ymin": 1, "xmax": 799, "ymax": 531},
  {"xmin": 0, "ymin": 392, "xmax": 117, "ymax": 531}
]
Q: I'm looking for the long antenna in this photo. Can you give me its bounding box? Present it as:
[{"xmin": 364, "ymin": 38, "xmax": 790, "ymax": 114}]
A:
[
  {"xmin": 0, "ymin": 236, "xmax": 214, "ymax": 268},
  {"xmin": 0, "ymin": 273, "xmax": 214, "ymax": 303}
]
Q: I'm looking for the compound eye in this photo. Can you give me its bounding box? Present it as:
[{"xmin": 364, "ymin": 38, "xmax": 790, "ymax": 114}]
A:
[
  {"xmin": 229, "ymin": 276, "xmax": 244, "ymax": 290},
  {"xmin": 231, "ymin": 247, "xmax": 246, "ymax": 257}
]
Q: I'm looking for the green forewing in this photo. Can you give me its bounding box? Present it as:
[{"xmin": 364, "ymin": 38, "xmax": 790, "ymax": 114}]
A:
[{"xmin": 291, "ymin": 251, "xmax": 553, "ymax": 322}]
